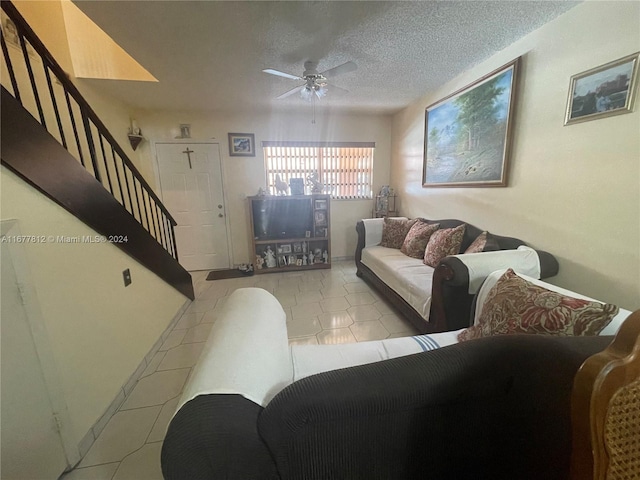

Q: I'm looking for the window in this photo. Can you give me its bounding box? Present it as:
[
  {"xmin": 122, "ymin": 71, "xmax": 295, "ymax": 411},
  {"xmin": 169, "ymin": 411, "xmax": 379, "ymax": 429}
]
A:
[{"xmin": 262, "ymin": 142, "xmax": 374, "ymax": 199}]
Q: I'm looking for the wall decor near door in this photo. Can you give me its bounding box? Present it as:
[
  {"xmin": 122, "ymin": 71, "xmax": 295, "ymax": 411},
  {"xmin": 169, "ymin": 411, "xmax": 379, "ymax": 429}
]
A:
[
  {"xmin": 423, "ymin": 57, "xmax": 520, "ymax": 187},
  {"xmin": 228, "ymin": 133, "xmax": 256, "ymax": 157},
  {"xmin": 564, "ymin": 52, "xmax": 639, "ymax": 125}
]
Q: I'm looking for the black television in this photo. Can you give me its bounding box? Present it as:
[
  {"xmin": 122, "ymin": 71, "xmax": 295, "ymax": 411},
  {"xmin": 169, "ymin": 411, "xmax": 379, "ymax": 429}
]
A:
[{"xmin": 252, "ymin": 198, "xmax": 313, "ymax": 239}]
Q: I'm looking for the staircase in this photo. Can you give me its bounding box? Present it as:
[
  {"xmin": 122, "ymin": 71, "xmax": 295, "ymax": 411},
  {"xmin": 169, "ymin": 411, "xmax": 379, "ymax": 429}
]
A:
[{"xmin": 0, "ymin": 2, "xmax": 193, "ymax": 299}]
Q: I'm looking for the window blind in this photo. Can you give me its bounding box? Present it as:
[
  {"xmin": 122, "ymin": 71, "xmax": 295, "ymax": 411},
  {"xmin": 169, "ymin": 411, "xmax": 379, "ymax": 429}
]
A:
[{"xmin": 262, "ymin": 142, "xmax": 374, "ymax": 199}]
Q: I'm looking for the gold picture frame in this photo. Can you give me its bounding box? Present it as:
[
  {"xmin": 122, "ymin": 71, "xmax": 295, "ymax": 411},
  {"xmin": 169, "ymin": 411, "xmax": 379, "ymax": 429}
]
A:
[
  {"xmin": 565, "ymin": 52, "xmax": 640, "ymax": 125},
  {"xmin": 423, "ymin": 58, "xmax": 520, "ymax": 187}
]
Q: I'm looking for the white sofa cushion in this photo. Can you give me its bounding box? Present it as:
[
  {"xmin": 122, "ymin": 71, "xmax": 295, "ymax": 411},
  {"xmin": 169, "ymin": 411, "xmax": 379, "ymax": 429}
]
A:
[
  {"xmin": 291, "ymin": 329, "xmax": 463, "ymax": 381},
  {"xmin": 361, "ymin": 245, "xmax": 434, "ymax": 321},
  {"xmin": 451, "ymin": 245, "xmax": 542, "ymax": 294},
  {"xmin": 362, "ymin": 217, "xmax": 403, "ymax": 247}
]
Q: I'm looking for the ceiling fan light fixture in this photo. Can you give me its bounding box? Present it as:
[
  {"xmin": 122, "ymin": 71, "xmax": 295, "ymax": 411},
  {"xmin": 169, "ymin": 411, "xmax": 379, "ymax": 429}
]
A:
[
  {"xmin": 300, "ymin": 85, "xmax": 314, "ymax": 102},
  {"xmin": 265, "ymin": 60, "xmax": 356, "ymax": 103},
  {"xmin": 315, "ymin": 84, "xmax": 327, "ymax": 99}
]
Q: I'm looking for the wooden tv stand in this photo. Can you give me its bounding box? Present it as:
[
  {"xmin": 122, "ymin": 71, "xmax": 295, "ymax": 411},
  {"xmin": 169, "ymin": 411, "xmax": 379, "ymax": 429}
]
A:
[{"xmin": 248, "ymin": 194, "xmax": 331, "ymax": 274}]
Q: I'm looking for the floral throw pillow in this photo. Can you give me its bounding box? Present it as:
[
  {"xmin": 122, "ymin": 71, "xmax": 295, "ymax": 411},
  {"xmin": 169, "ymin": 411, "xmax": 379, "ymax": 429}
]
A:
[
  {"xmin": 464, "ymin": 231, "xmax": 500, "ymax": 254},
  {"xmin": 423, "ymin": 224, "xmax": 466, "ymax": 267},
  {"xmin": 401, "ymin": 221, "xmax": 440, "ymax": 258},
  {"xmin": 380, "ymin": 217, "xmax": 417, "ymax": 249},
  {"xmin": 457, "ymin": 269, "xmax": 619, "ymax": 342}
]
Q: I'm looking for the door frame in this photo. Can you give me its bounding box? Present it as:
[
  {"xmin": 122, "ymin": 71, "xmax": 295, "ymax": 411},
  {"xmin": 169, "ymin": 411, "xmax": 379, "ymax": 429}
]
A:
[
  {"xmin": 151, "ymin": 140, "xmax": 233, "ymax": 270},
  {"xmin": 1, "ymin": 219, "xmax": 81, "ymax": 470}
]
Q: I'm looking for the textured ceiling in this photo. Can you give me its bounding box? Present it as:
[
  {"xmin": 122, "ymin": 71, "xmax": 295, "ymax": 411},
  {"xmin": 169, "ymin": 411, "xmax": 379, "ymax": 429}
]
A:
[{"xmin": 72, "ymin": 0, "xmax": 580, "ymax": 115}]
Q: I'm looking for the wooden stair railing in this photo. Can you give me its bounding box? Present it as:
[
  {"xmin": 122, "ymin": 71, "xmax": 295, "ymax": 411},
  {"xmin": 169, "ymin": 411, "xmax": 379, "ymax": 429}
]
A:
[{"xmin": 0, "ymin": 2, "xmax": 193, "ymax": 299}]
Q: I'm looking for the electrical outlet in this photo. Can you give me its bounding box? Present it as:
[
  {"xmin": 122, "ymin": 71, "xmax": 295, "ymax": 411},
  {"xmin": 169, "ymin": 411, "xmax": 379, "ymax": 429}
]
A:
[{"xmin": 123, "ymin": 268, "xmax": 132, "ymax": 287}]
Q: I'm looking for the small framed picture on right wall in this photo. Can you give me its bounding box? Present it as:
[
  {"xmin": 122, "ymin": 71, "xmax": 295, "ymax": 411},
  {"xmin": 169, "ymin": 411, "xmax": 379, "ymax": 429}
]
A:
[{"xmin": 565, "ymin": 52, "xmax": 639, "ymax": 125}]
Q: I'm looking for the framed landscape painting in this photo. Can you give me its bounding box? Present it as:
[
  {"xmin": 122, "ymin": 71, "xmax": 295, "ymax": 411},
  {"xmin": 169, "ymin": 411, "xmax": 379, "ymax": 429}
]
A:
[
  {"xmin": 423, "ymin": 58, "xmax": 520, "ymax": 187},
  {"xmin": 565, "ymin": 52, "xmax": 639, "ymax": 125}
]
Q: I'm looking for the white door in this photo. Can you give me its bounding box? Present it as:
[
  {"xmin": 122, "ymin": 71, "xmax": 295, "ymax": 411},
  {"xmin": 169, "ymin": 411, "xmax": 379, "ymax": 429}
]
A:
[
  {"xmin": 156, "ymin": 143, "xmax": 230, "ymax": 271},
  {"xmin": 1, "ymin": 223, "xmax": 74, "ymax": 479}
]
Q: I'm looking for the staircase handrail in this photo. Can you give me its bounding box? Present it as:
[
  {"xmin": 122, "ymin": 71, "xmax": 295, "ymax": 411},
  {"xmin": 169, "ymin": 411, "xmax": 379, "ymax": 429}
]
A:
[{"xmin": 0, "ymin": 1, "xmax": 176, "ymax": 227}]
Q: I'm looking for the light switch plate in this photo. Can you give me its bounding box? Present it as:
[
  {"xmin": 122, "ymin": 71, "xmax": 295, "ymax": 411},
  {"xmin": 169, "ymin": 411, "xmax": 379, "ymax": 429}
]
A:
[{"xmin": 123, "ymin": 268, "xmax": 132, "ymax": 287}]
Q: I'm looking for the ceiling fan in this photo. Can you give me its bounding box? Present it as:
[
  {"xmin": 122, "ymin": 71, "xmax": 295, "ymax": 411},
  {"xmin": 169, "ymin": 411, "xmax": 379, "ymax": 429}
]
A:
[{"xmin": 262, "ymin": 60, "xmax": 357, "ymax": 102}]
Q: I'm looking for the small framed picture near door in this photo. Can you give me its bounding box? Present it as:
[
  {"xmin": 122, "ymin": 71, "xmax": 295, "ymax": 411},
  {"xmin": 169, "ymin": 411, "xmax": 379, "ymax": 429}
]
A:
[{"xmin": 228, "ymin": 133, "xmax": 256, "ymax": 157}]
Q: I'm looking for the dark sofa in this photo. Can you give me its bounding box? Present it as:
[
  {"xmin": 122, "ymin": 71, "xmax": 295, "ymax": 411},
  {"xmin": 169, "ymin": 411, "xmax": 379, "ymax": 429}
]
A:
[
  {"xmin": 355, "ymin": 218, "xmax": 559, "ymax": 333},
  {"xmin": 162, "ymin": 333, "xmax": 610, "ymax": 480}
]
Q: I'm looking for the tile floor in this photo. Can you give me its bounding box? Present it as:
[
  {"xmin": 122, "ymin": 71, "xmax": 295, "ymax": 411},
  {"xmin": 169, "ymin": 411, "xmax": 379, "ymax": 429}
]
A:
[{"xmin": 60, "ymin": 260, "xmax": 418, "ymax": 480}]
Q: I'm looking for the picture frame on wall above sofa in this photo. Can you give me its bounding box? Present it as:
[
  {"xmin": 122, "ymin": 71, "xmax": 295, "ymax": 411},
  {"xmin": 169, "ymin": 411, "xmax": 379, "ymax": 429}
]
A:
[
  {"xmin": 423, "ymin": 57, "xmax": 520, "ymax": 188},
  {"xmin": 564, "ymin": 52, "xmax": 639, "ymax": 126},
  {"xmin": 228, "ymin": 133, "xmax": 256, "ymax": 157}
]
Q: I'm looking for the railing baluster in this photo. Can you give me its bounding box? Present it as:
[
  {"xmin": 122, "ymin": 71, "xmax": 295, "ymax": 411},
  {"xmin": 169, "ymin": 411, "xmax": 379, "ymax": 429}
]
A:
[
  {"xmin": 1, "ymin": 29, "xmax": 21, "ymax": 102},
  {"xmin": 97, "ymin": 134, "xmax": 114, "ymax": 194},
  {"xmin": 64, "ymin": 91, "xmax": 85, "ymax": 167},
  {"xmin": 111, "ymin": 147, "xmax": 126, "ymax": 209},
  {"xmin": 131, "ymin": 174, "xmax": 144, "ymax": 226},
  {"xmin": 157, "ymin": 208, "xmax": 168, "ymax": 250},
  {"xmin": 1, "ymin": 2, "xmax": 181, "ymax": 262},
  {"xmin": 162, "ymin": 215, "xmax": 172, "ymax": 255},
  {"xmin": 18, "ymin": 33, "xmax": 46, "ymax": 126},
  {"xmin": 150, "ymin": 198, "xmax": 160, "ymax": 242},
  {"xmin": 81, "ymin": 112, "xmax": 101, "ymax": 182},
  {"xmin": 140, "ymin": 181, "xmax": 151, "ymax": 232},
  {"xmin": 169, "ymin": 223, "xmax": 178, "ymax": 261},
  {"xmin": 161, "ymin": 216, "xmax": 170, "ymax": 256},
  {"xmin": 165, "ymin": 217, "xmax": 177, "ymax": 259},
  {"xmin": 43, "ymin": 65, "xmax": 67, "ymax": 149},
  {"xmin": 120, "ymin": 157, "xmax": 135, "ymax": 215}
]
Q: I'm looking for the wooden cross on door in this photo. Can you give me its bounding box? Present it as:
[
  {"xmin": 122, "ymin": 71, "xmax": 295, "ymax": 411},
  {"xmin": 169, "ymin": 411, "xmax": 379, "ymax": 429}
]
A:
[{"xmin": 182, "ymin": 148, "xmax": 194, "ymax": 169}]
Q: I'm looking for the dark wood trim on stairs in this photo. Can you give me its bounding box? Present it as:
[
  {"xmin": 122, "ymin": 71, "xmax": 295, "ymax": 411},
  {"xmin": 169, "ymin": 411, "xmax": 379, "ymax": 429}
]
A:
[{"xmin": 1, "ymin": 87, "xmax": 194, "ymax": 300}]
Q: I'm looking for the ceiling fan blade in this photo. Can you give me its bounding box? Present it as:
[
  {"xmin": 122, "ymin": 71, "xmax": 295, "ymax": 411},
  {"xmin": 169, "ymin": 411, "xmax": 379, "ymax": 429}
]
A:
[
  {"xmin": 320, "ymin": 61, "xmax": 357, "ymax": 78},
  {"xmin": 276, "ymin": 84, "xmax": 304, "ymax": 99},
  {"xmin": 327, "ymin": 83, "xmax": 349, "ymax": 94},
  {"xmin": 262, "ymin": 68, "xmax": 302, "ymax": 81}
]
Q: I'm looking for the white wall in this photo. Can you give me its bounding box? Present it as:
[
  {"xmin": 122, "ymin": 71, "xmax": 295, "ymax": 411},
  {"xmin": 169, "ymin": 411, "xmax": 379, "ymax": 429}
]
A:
[
  {"xmin": 1, "ymin": 168, "xmax": 188, "ymax": 446},
  {"xmin": 391, "ymin": 1, "xmax": 640, "ymax": 310},
  {"xmin": 135, "ymin": 109, "xmax": 392, "ymax": 263}
]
